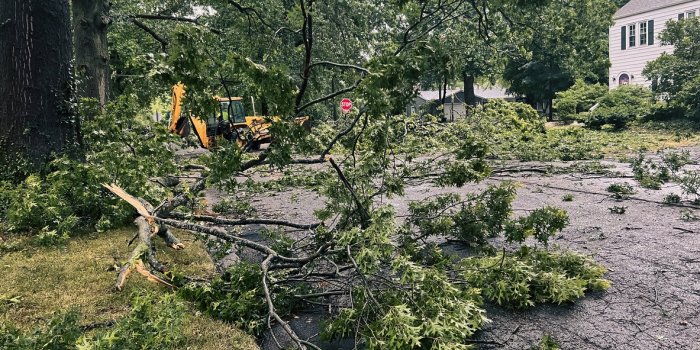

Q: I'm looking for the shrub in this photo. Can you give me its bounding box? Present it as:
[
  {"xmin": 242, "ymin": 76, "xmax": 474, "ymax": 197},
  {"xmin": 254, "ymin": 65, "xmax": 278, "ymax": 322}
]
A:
[
  {"xmin": 585, "ymin": 85, "xmax": 654, "ymax": 129},
  {"xmin": 663, "ymin": 193, "xmax": 681, "ymax": 204},
  {"xmin": 606, "ymin": 183, "xmax": 636, "ymax": 199},
  {"xmin": 1, "ymin": 96, "xmax": 178, "ymax": 239},
  {"xmin": 554, "ymin": 80, "xmax": 608, "ymax": 120},
  {"xmin": 465, "ymin": 99, "xmax": 546, "ymax": 141}
]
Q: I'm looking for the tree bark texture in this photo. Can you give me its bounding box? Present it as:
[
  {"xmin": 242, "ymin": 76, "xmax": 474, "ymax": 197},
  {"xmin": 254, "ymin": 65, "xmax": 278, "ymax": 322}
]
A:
[
  {"xmin": 72, "ymin": 0, "xmax": 111, "ymax": 105},
  {"xmin": 463, "ymin": 72, "xmax": 477, "ymax": 107},
  {"xmin": 0, "ymin": 0, "xmax": 77, "ymax": 174}
]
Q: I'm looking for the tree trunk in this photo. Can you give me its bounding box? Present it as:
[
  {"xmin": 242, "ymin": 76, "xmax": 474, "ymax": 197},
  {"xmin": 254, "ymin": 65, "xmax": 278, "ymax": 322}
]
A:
[
  {"xmin": 72, "ymin": 0, "xmax": 111, "ymax": 105},
  {"xmin": 463, "ymin": 72, "xmax": 477, "ymax": 107},
  {"xmin": 0, "ymin": 0, "xmax": 77, "ymax": 176}
]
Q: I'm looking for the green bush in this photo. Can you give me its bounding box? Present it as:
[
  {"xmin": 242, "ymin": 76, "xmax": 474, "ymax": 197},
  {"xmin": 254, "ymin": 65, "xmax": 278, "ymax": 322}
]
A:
[
  {"xmin": 1, "ymin": 96, "xmax": 178, "ymax": 239},
  {"xmin": 554, "ymin": 80, "xmax": 608, "ymax": 120},
  {"xmin": 606, "ymin": 182, "xmax": 636, "ymax": 199},
  {"xmin": 586, "ymin": 85, "xmax": 654, "ymax": 129},
  {"xmin": 463, "ymin": 99, "xmax": 545, "ymax": 141}
]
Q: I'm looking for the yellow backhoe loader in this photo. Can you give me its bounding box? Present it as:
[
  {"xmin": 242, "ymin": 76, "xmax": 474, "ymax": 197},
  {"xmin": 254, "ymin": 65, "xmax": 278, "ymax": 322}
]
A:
[{"xmin": 168, "ymin": 83, "xmax": 306, "ymax": 150}]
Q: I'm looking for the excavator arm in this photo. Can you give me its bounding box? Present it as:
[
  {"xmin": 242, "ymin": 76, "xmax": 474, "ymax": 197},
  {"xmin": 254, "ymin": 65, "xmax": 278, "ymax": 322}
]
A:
[
  {"xmin": 168, "ymin": 82, "xmax": 212, "ymax": 149},
  {"xmin": 168, "ymin": 83, "xmax": 190, "ymax": 137}
]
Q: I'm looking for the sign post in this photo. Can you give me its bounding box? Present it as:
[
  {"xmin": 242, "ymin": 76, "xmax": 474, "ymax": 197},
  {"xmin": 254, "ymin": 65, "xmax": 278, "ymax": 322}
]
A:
[{"xmin": 340, "ymin": 98, "xmax": 353, "ymax": 114}]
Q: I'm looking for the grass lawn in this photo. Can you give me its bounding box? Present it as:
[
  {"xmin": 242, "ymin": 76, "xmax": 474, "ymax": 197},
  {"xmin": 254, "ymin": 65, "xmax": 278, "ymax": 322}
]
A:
[{"xmin": 0, "ymin": 228, "xmax": 259, "ymax": 350}]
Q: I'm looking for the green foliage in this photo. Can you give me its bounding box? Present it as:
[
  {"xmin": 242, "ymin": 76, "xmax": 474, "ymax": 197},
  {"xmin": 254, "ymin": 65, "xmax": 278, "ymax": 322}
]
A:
[
  {"xmin": 505, "ymin": 207, "xmax": 570, "ymax": 246},
  {"xmin": 450, "ymin": 102, "xmax": 615, "ymax": 161},
  {"xmin": 554, "ymin": 80, "xmax": 608, "ymax": 120},
  {"xmin": 663, "ymin": 193, "xmax": 681, "ymax": 204},
  {"xmin": 0, "ymin": 292, "xmax": 185, "ymax": 350},
  {"xmin": 80, "ymin": 292, "xmax": 186, "ymax": 349},
  {"xmin": 677, "ymin": 171, "xmax": 700, "ymax": 203},
  {"xmin": 606, "ymin": 183, "xmax": 636, "ymax": 200},
  {"xmin": 562, "ymin": 194, "xmax": 575, "ymax": 202},
  {"xmin": 324, "ymin": 257, "xmax": 487, "ymax": 350},
  {"xmin": 212, "ymin": 198, "xmax": 256, "ymax": 216},
  {"xmin": 630, "ymin": 151, "xmax": 689, "ymax": 189},
  {"xmin": 504, "ymin": 0, "xmax": 615, "ymax": 105},
  {"xmin": 533, "ymin": 335, "xmax": 561, "ymax": 350},
  {"xmin": 460, "ymin": 248, "xmax": 610, "ymax": 309},
  {"xmin": 407, "ymin": 184, "xmax": 568, "ymax": 248},
  {"xmin": 1, "ymin": 97, "xmax": 177, "ymax": 239},
  {"xmin": 0, "ymin": 311, "xmax": 82, "ymax": 350},
  {"xmin": 179, "ymin": 262, "xmax": 300, "ymax": 336},
  {"xmin": 644, "ymin": 18, "xmax": 700, "ymax": 119},
  {"xmin": 586, "ymin": 86, "xmax": 654, "ymax": 129}
]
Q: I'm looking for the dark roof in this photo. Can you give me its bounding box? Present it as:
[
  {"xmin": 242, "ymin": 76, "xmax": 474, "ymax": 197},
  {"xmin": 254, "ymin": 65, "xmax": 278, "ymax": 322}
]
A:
[{"xmin": 614, "ymin": 0, "xmax": 697, "ymax": 19}]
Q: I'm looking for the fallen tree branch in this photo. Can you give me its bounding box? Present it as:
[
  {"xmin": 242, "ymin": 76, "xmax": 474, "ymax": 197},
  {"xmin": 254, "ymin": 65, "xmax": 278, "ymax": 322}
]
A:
[
  {"xmin": 115, "ymin": 217, "xmax": 174, "ymax": 291},
  {"xmin": 328, "ymin": 157, "xmax": 371, "ymax": 228},
  {"xmin": 169, "ymin": 213, "xmax": 322, "ymax": 230}
]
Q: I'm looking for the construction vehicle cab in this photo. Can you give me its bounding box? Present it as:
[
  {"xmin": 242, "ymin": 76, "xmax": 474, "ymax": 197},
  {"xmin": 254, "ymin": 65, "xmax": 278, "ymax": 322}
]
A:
[{"xmin": 169, "ymin": 83, "xmax": 273, "ymax": 150}]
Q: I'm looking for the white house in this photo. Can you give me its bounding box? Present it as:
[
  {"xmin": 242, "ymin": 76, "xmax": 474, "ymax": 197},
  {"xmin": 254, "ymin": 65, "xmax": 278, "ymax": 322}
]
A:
[{"xmin": 609, "ymin": 0, "xmax": 700, "ymax": 89}]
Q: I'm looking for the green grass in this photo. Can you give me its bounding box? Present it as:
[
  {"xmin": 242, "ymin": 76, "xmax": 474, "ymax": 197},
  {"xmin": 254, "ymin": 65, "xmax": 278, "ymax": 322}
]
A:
[
  {"xmin": 550, "ymin": 122, "xmax": 700, "ymax": 158},
  {"xmin": 0, "ymin": 228, "xmax": 259, "ymax": 350}
]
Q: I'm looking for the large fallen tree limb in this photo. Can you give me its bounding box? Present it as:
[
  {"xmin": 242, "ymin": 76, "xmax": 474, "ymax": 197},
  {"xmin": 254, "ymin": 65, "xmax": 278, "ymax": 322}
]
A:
[{"xmin": 168, "ymin": 212, "xmax": 322, "ymax": 230}]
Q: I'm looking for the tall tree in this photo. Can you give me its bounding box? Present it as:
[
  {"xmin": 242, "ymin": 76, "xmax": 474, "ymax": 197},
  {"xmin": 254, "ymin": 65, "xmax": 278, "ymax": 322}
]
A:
[
  {"xmin": 503, "ymin": 0, "xmax": 616, "ymax": 119},
  {"xmin": 72, "ymin": 0, "xmax": 112, "ymax": 105},
  {"xmin": 0, "ymin": 0, "xmax": 78, "ymax": 176}
]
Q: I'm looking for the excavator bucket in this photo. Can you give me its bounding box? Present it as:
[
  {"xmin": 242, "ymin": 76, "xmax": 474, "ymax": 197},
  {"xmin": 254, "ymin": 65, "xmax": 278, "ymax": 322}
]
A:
[{"xmin": 189, "ymin": 115, "xmax": 214, "ymax": 149}]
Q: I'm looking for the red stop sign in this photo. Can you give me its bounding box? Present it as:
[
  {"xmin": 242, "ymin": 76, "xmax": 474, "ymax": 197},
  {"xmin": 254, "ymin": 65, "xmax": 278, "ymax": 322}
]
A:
[{"xmin": 340, "ymin": 98, "xmax": 353, "ymax": 113}]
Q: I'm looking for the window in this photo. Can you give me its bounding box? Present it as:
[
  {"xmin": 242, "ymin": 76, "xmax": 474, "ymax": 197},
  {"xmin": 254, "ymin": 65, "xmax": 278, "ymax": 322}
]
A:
[
  {"xmin": 619, "ymin": 74, "xmax": 630, "ymax": 86},
  {"xmin": 687, "ymin": 10, "xmax": 696, "ymax": 18},
  {"xmin": 628, "ymin": 24, "xmax": 636, "ymax": 48},
  {"xmin": 640, "ymin": 22, "xmax": 647, "ymax": 45}
]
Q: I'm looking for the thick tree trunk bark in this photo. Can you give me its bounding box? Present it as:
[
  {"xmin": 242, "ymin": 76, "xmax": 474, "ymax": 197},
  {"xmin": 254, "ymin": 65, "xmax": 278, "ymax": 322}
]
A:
[
  {"xmin": 463, "ymin": 72, "xmax": 477, "ymax": 107},
  {"xmin": 0, "ymin": 0, "xmax": 77, "ymax": 176},
  {"xmin": 72, "ymin": 0, "xmax": 111, "ymax": 105}
]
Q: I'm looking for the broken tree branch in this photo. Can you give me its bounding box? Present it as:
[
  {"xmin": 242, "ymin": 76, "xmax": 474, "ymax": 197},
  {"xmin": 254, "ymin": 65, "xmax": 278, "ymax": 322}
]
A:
[{"xmin": 169, "ymin": 212, "xmax": 322, "ymax": 230}]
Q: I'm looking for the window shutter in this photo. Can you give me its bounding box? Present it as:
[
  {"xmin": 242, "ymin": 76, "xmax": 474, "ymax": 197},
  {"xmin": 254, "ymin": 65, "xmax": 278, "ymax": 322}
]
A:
[
  {"xmin": 621, "ymin": 26, "xmax": 626, "ymax": 50},
  {"xmin": 648, "ymin": 20, "xmax": 654, "ymax": 45}
]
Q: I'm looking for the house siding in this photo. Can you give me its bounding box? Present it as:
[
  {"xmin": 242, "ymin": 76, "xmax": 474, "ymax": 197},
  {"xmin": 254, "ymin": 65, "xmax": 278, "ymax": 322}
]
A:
[{"xmin": 609, "ymin": 0, "xmax": 700, "ymax": 89}]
